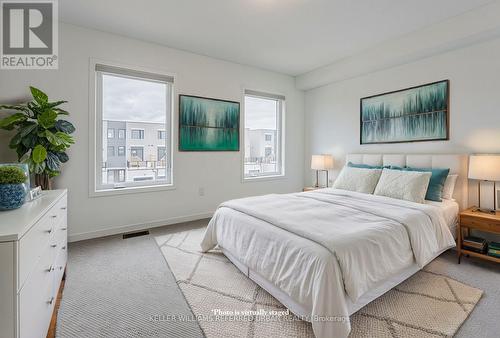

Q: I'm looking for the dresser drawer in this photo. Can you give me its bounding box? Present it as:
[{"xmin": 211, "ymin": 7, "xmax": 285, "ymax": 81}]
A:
[
  {"xmin": 18, "ymin": 213, "xmax": 57, "ymax": 290},
  {"xmin": 19, "ymin": 244, "xmax": 57, "ymax": 338}
]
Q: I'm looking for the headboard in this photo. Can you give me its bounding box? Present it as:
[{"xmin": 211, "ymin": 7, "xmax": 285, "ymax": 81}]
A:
[{"xmin": 346, "ymin": 154, "xmax": 469, "ymax": 210}]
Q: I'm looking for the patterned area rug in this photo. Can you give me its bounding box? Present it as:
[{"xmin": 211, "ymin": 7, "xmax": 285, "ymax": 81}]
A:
[{"xmin": 154, "ymin": 227, "xmax": 483, "ymax": 338}]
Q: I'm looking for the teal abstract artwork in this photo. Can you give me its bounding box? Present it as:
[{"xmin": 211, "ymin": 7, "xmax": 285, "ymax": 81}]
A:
[
  {"xmin": 179, "ymin": 95, "xmax": 240, "ymax": 151},
  {"xmin": 360, "ymin": 80, "xmax": 449, "ymax": 144}
]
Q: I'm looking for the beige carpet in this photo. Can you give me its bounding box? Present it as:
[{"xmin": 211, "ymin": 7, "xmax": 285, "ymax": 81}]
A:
[{"xmin": 154, "ymin": 227, "xmax": 483, "ymax": 338}]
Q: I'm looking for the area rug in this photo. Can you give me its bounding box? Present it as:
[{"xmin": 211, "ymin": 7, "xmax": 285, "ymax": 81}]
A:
[{"xmin": 155, "ymin": 227, "xmax": 483, "ymax": 338}]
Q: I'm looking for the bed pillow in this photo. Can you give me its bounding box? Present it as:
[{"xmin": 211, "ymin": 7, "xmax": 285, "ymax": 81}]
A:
[
  {"xmin": 442, "ymin": 174, "xmax": 458, "ymax": 200},
  {"xmin": 402, "ymin": 167, "xmax": 450, "ymax": 202},
  {"xmin": 374, "ymin": 169, "xmax": 432, "ymax": 204},
  {"xmin": 347, "ymin": 162, "xmax": 390, "ymax": 170},
  {"xmin": 333, "ymin": 167, "xmax": 382, "ymax": 194}
]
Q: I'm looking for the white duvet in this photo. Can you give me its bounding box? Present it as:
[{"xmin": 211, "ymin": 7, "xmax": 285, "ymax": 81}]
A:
[{"xmin": 200, "ymin": 189, "xmax": 455, "ymax": 338}]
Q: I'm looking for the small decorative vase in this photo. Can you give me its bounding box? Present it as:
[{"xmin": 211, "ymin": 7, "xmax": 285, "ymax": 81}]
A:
[{"xmin": 0, "ymin": 184, "xmax": 27, "ymax": 211}]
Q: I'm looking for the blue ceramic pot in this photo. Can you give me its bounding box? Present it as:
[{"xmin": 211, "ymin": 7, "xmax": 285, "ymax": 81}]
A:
[{"xmin": 0, "ymin": 184, "xmax": 27, "ymax": 211}]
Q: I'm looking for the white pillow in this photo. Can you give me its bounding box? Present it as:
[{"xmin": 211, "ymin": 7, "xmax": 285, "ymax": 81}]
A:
[
  {"xmin": 374, "ymin": 169, "xmax": 432, "ymax": 204},
  {"xmin": 442, "ymin": 174, "xmax": 458, "ymax": 200},
  {"xmin": 333, "ymin": 167, "xmax": 382, "ymax": 194}
]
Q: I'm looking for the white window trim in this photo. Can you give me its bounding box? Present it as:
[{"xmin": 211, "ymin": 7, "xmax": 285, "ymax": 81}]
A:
[
  {"xmin": 241, "ymin": 88, "xmax": 286, "ymax": 182},
  {"xmin": 88, "ymin": 58, "xmax": 176, "ymax": 197}
]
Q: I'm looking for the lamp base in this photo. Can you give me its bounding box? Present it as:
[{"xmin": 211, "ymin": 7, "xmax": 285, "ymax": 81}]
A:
[{"xmin": 472, "ymin": 207, "xmax": 496, "ymax": 214}]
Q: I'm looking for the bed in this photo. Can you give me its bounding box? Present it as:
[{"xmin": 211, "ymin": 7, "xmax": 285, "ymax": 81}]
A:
[{"xmin": 201, "ymin": 154, "xmax": 468, "ymax": 338}]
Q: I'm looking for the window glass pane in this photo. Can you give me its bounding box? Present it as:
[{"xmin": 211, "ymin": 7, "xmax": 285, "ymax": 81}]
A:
[
  {"xmin": 158, "ymin": 130, "xmax": 166, "ymax": 139},
  {"xmin": 118, "ymin": 129, "xmax": 126, "ymax": 139},
  {"xmin": 244, "ymin": 95, "xmax": 283, "ymax": 178},
  {"xmin": 99, "ymin": 71, "xmax": 172, "ymax": 190}
]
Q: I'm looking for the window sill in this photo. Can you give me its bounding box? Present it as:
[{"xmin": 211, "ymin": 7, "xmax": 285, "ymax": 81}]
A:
[
  {"xmin": 242, "ymin": 174, "xmax": 286, "ymax": 183},
  {"xmin": 89, "ymin": 183, "xmax": 176, "ymax": 198}
]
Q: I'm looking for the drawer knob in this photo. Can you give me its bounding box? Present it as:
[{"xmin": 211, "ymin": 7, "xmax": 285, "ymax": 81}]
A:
[
  {"xmin": 51, "ymin": 244, "xmax": 57, "ymax": 248},
  {"xmin": 62, "ymin": 246, "xmax": 66, "ymax": 250},
  {"xmin": 46, "ymin": 265, "xmax": 54, "ymax": 272},
  {"xmin": 51, "ymin": 215, "xmax": 57, "ymax": 218},
  {"xmin": 58, "ymin": 266, "xmax": 63, "ymax": 270},
  {"xmin": 61, "ymin": 206, "xmax": 67, "ymax": 210},
  {"xmin": 61, "ymin": 227, "xmax": 67, "ymax": 231},
  {"xmin": 45, "ymin": 228, "xmax": 53, "ymax": 234},
  {"xmin": 48, "ymin": 297, "xmax": 54, "ymax": 305}
]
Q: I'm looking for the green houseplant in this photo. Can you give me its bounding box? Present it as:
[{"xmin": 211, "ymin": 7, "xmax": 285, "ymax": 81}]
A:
[
  {"xmin": 0, "ymin": 87, "xmax": 74, "ymax": 190},
  {"xmin": 0, "ymin": 166, "xmax": 28, "ymax": 210}
]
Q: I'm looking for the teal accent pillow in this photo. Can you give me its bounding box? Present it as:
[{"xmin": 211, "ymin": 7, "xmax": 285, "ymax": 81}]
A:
[
  {"xmin": 402, "ymin": 167, "xmax": 450, "ymax": 202},
  {"xmin": 347, "ymin": 162, "xmax": 390, "ymax": 169}
]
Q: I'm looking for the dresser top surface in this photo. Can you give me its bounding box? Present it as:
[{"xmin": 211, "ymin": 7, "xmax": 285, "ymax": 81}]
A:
[{"xmin": 0, "ymin": 189, "xmax": 67, "ymax": 242}]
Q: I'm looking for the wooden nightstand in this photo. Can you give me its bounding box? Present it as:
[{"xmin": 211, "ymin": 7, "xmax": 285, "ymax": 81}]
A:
[
  {"xmin": 458, "ymin": 207, "xmax": 500, "ymax": 264},
  {"xmin": 303, "ymin": 187, "xmax": 320, "ymax": 192}
]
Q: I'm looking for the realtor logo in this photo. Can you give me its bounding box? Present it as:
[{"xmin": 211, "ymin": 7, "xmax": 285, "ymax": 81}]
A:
[{"xmin": 1, "ymin": 0, "xmax": 58, "ymax": 69}]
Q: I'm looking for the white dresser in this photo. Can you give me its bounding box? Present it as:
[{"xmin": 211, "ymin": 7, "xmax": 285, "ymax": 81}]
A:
[{"xmin": 0, "ymin": 190, "xmax": 68, "ymax": 338}]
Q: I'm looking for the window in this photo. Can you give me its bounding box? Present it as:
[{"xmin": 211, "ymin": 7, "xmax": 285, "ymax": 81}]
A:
[
  {"xmin": 130, "ymin": 146, "xmax": 144, "ymax": 162},
  {"xmin": 94, "ymin": 63, "xmax": 173, "ymax": 192},
  {"xmin": 158, "ymin": 130, "xmax": 166, "ymax": 139},
  {"xmin": 157, "ymin": 146, "xmax": 166, "ymax": 161},
  {"xmin": 118, "ymin": 129, "xmax": 126, "ymax": 139},
  {"xmin": 117, "ymin": 146, "xmax": 125, "ymax": 156},
  {"xmin": 131, "ymin": 129, "xmax": 144, "ymax": 139},
  {"xmin": 244, "ymin": 90, "xmax": 284, "ymax": 179}
]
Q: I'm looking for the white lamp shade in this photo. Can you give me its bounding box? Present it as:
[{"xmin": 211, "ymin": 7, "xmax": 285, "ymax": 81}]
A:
[
  {"xmin": 468, "ymin": 155, "xmax": 500, "ymax": 181},
  {"xmin": 311, "ymin": 154, "xmax": 334, "ymax": 170}
]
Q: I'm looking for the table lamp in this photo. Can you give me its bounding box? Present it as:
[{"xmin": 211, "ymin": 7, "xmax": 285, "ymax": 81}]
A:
[
  {"xmin": 311, "ymin": 154, "xmax": 334, "ymax": 188},
  {"xmin": 468, "ymin": 155, "xmax": 500, "ymax": 213}
]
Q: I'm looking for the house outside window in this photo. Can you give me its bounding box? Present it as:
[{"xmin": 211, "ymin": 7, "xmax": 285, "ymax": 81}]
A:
[
  {"xmin": 243, "ymin": 90, "xmax": 285, "ymax": 179},
  {"xmin": 94, "ymin": 62, "xmax": 174, "ymax": 194},
  {"xmin": 158, "ymin": 130, "xmax": 166, "ymax": 139}
]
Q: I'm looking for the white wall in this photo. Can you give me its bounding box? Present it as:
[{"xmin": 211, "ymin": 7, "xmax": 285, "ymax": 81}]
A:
[
  {"xmin": 304, "ymin": 37, "xmax": 500, "ymax": 194},
  {"xmin": 0, "ymin": 23, "xmax": 305, "ymax": 241}
]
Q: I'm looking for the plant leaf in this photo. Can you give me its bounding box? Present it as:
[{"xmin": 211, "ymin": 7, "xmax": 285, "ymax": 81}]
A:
[
  {"xmin": 37, "ymin": 109, "xmax": 57, "ymax": 128},
  {"xmin": 54, "ymin": 120, "xmax": 75, "ymax": 134},
  {"xmin": 46, "ymin": 152, "xmax": 61, "ymax": 171},
  {"xmin": 53, "ymin": 108, "xmax": 69, "ymax": 115},
  {"xmin": 21, "ymin": 132, "xmax": 37, "ymax": 149},
  {"xmin": 44, "ymin": 130, "xmax": 61, "ymax": 146},
  {"xmin": 19, "ymin": 122, "xmax": 37, "ymax": 137},
  {"xmin": 0, "ymin": 113, "xmax": 27, "ymax": 129},
  {"xmin": 55, "ymin": 152, "xmax": 69, "ymax": 163},
  {"xmin": 45, "ymin": 100, "xmax": 67, "ymax": 109},
  {"xmin": 54, "ymin": 132, "xmax": 75, "ymax": 145},
  {"xmin": 30, "ymin": 86, "xmax": 48, "ymax": 104},
  {"xmin": 32, "ymin": 144, "xmax": 47, "ymax": 163},
  {"xmin": 0, "ymin": 104, "xmax": 29, "ymax": 112},
  {"xmin": 9, "ymin": 132, "xmax": 23, "ymax": 148}
]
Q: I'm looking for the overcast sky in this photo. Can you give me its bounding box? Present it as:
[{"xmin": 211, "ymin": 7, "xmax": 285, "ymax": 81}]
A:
[{"xmin": 103, "ymin": 74, "xmax": 277, "ymax": 130}]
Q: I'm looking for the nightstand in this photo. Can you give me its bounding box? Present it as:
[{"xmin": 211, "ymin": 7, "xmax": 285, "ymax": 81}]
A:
[
  {"xmin": 303, "ymin": 187, "xmax": 320, "ymax": 192},
  {"xmin": 457, "ymin": 207, "xmax": 500, "ymax": 264}
]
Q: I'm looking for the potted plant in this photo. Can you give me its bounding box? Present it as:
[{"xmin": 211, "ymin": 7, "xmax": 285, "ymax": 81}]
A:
[
  {"xmin": 0, "ymin": 166, "xmax": 28, "ymax": 210},
  {"xmin": 0, "ymin": 87, "xmax": 74, "ymax": 190}
]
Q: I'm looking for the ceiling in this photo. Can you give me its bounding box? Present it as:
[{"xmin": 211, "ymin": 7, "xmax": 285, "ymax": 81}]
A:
[{"xmin": 60, "ymin": 0, "xmax": 494, "ymax": 76}]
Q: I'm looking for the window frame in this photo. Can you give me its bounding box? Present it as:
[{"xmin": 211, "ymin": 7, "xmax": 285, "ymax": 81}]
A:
[
  {"xmin": 242, "ymin": 89, "xmax": 286, "ymax": 182},
  {"xmin": 89, "ymin": 59, "xmax": 175, "ymax": 197},
  {"xmin": 107, "ymin": 128, "xmax": 115, "ymax": 139},
  {"xmin": 130, "ymin": 129, "xmax": 145, "ymax": 140}
]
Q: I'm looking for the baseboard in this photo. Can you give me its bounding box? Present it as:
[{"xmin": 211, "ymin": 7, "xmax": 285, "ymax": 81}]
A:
[{"xmin": 68, "ymin": 211, "xmax": 214, "ymax": 242}]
